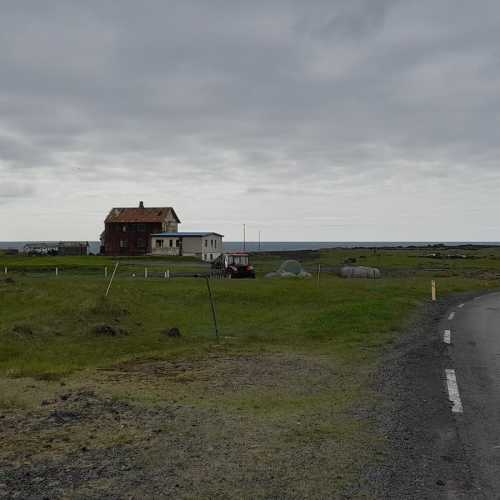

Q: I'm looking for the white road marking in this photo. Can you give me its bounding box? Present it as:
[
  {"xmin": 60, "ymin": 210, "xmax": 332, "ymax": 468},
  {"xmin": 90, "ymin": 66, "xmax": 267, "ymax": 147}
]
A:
[
  {"xmin": 445, "ymin": 369, "xmax": 463, "ymax": 413},
  {"xmin": 444, "ymin": 329, "xmax": 451, "ymax": 344},
  {"xmin": 448, "ymin": 312, "xmax": 455, "ymax": 320},
  {"xmin": 458, "ymin": 303, "xmax": 465, "ymax": 308}
]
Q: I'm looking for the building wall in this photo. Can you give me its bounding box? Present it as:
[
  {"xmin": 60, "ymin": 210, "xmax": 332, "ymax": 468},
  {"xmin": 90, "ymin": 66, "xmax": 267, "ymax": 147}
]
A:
[
  {"xmin": 150, "ymin": 234, "xmax": 223, "ymax": 261},
  {"xmin": 180, "ymin": 236, "xmax": 202, "ymax": 257},
  {"xmin": 151, "ymin": 236, "xmax": 180, "ymax": 256},
  {"xmin": 104, "ymin": 222, "xmax": 163, "ymax": 256},
  {"xmin": 162, "ymin": 221, "xmax": 179, "ymax": 232},
  {"xmin": 201, "ymin": 235, "xmax": 223, "ymax": 262}
]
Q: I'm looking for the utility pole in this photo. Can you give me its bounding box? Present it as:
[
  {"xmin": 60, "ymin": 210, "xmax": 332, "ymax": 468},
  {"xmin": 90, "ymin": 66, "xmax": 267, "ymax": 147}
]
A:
[
  {"xmin": 243, "ymin": 224, "xmax": 246, "ymax": 251},
  {"xmin": 258, "ymin": 230, "xmax": 261, "ymax": 251}
]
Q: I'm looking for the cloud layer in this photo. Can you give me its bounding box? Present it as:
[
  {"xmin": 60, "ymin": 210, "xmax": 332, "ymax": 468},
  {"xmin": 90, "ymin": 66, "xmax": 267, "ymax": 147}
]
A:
[{"xmin": 1, "ymin": 1, "xmax": 500, "ymax": 240}]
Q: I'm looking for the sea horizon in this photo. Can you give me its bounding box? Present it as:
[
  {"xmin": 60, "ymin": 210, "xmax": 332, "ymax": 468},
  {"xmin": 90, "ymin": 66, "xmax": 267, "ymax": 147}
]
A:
[{"xmin": 2, "ymin": 240, "xmax": 500, "ymax": 254}]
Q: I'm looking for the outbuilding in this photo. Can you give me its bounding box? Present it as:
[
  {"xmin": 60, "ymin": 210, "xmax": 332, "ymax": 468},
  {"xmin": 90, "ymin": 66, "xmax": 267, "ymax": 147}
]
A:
[{"xmin": 151, "ymin": 232, "xmax": 223, "ymax": 262}]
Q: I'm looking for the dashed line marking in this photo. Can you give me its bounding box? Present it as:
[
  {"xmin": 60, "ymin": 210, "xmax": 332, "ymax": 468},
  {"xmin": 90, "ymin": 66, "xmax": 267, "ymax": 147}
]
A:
[
  {"xmin": 448, "ymin": 312, "xmax": 455, "ymax": 320},
  {"xmin": 458, "ymin": 303, "xmax": 465, "ymax": 308},
  {"xmin": 444, "ymin": 329, "xmax": 451, "ymax": 344},
  {"xmin": 445, "ymin": 369, "xmax": 463, "ymax": 413}
]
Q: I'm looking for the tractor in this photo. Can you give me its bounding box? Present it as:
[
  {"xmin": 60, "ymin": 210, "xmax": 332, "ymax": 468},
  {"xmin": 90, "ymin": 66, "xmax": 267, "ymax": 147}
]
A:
[{"xmin": 212, "ymin": 252, "xmax": 256, "ymax": 279}]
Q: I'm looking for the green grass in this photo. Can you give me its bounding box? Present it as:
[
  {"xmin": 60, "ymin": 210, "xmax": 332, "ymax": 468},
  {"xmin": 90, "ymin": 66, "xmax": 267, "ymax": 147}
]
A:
[
  {"xmin": 3, "ymin": 245, "xmax": 500, "ymax": 276},
  {"xmin": 0, "ymin": 271, "xmax": 496, "ymax": 379},
  {"xmin": 317, "ymin": 246, "xmax": 500, "ymax": 272},
  {"xmin": 0, "ymin": 253, "xmax": 208, "ymax": 275},
  {"xmin": 2, "ymin": 246, "xmax": 500, "ymax": 380},
  {"xmin": 1, "ymin": 250, "xmax": 498, "ymax": 497}
]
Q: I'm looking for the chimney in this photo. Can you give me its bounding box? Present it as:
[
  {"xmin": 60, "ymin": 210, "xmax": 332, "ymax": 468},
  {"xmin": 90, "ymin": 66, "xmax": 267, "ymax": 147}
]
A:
[{"xmin": 139, "ymin": 201, "xmax": 144, "ymax": 209}]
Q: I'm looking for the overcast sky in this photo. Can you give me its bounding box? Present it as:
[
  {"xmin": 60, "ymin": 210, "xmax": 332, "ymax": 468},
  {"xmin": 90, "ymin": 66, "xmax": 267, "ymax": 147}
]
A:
[{"xmin": 1, "ymin": 1, "xmax": 500, "ymax": 242}]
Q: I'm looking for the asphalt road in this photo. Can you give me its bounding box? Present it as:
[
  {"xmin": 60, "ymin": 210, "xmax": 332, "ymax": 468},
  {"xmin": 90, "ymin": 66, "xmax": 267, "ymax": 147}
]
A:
[{"xmin": 445, "ymin": 292, "xmax": 500, "ymax": 498}]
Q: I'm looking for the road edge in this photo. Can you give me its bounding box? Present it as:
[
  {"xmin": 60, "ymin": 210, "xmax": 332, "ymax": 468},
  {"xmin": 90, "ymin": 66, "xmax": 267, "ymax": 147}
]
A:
[{"xmin": 366, "ymin": 291, "xmax": 490, "ymax": 499}]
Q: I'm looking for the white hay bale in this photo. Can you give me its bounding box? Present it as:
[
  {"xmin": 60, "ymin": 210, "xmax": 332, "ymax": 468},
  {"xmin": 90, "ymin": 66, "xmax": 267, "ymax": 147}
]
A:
[{"xmin": 340, "ymin": 266, "xmax": 381, "ymax": 279}]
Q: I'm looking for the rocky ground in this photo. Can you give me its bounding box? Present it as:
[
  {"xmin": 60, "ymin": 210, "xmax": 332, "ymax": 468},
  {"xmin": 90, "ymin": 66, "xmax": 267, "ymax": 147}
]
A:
[{"xmin": 0, "ymin": 354, "xmax": 378, "ymax": 499}]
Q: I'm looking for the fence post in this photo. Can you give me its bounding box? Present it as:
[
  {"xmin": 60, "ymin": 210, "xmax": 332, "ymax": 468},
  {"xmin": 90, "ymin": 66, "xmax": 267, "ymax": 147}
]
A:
[
  {"xmin": 205, "ymin": 277, "xmax": 220, "ymax": 341},
  {"xmin": 431, "ymin": 280, "xmax": 436, "ymax": 301},
  {"xmin": 105, "ymin": 262, "xmax": 119, "ymax": 297},
  {"xmin": 145, "ymin": 267, "xmax": 148, "ymax": 279},
  {"xmin": 167, "ymin": 269, "xmax": 170, "ymax": 279},
  {"xmin": 317, "ymin": 263, "xmax": 321, "ymax": 286},
  {"xmin": 105, "ymin": 267, "xmax": 108, "ymax": 278},
  {"xmin": 4, "ymin": 267, "xmax": 7, "ymax": 275},
  {"xmin": 55, "ymin": 267, "xmax": 59, "ymax": 277}
]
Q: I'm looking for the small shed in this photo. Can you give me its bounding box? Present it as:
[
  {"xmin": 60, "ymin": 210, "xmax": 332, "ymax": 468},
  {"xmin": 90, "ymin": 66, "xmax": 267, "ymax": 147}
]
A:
[{"xmin": 57, "ymin": 241, "xmax": 89, "ymax": 256}]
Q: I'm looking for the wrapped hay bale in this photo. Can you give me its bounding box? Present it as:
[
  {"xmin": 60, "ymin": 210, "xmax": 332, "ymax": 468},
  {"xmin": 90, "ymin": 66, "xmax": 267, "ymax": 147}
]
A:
[
  {"xmin": 340, "ymin": 266, "xmax": 381, "ymax": 279},
  {"xmin": 265, "ymin": 259, "xmax": 312, "ymax": 278}
]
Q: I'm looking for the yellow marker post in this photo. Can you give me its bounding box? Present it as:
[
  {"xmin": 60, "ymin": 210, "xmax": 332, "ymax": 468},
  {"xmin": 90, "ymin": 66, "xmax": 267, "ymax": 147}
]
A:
[{"xmin": 431, "ymin": 280, "xmax": 436, "ymax": 301}]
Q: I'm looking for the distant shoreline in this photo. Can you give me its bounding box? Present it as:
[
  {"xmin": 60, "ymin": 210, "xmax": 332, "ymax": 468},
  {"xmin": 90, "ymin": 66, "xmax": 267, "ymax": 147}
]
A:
[{"xmin": 2, "ymin": 240, "xmax": 500, "ymax": 254}]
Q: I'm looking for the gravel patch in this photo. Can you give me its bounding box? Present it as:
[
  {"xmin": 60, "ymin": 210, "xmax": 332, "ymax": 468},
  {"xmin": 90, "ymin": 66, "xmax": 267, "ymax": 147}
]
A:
[{"xmin": 0, "ymin": 354, "xmax": 373, "ymax": 499}]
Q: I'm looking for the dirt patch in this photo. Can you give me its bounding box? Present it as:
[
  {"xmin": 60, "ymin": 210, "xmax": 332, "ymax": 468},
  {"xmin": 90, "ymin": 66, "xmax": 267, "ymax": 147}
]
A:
[
  {"xmin": 11, "ymin": 324, "xmax": 34, "ymax": 337},
  {"xmin": 0, "ymin": 353, "xmax": 374, "ymax": 499},
  {"xmin": 162, "ymin": 327, "xmax": 182, "ymax": 337},
  {"xmin": 92, "ymin": 324, "xmax": 128, "ymax": 337}
]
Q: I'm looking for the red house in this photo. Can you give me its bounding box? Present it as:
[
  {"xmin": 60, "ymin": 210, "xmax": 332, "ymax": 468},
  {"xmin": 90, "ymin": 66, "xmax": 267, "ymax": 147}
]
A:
[{"xmin": 102, "ymin": 201, "xmax": 180, "ymax": 256}]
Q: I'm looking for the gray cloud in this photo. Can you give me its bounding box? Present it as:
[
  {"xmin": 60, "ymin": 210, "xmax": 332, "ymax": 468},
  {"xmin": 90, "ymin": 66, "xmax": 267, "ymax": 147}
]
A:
[
  {"xmin": 1, "ymin": 1, "xmax": 500, "ymax": 240},
  {"xmin": 0, "ymin": 181, "xmax": 35, "ymax": 200}
]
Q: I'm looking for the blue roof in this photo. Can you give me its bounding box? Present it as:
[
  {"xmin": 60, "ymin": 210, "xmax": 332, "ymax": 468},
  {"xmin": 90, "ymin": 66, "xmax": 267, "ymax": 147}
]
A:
[{"xmin": 152, "ymin": 232, "xmax": 224, "ymax": 237}]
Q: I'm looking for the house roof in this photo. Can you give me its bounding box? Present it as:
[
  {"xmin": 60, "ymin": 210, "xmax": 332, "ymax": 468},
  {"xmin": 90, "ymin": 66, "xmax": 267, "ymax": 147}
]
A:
[
  {"xmin": 105, "ymin": 206, "xmax": 180, "ymax": 224},
  {"xmin": 152, "ymin": 232, "xmax": 224, "ymax": 238}
]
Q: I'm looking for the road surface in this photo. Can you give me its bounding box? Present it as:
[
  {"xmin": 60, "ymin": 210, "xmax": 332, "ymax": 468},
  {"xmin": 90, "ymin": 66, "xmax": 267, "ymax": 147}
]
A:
[{"xmin": 444, "ymin": 291, "xmax": 500, "ymax": 498}]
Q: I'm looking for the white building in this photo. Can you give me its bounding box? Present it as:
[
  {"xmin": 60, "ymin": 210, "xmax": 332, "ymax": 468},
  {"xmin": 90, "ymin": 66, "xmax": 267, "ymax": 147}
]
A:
[{"xmin": 150, "ymin": 232, "xmax": 224, "ymax": 262}]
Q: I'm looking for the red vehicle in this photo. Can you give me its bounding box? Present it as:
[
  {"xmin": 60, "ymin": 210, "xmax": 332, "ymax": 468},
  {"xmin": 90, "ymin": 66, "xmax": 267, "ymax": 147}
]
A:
[{"xmin": 212, "ymin": 252, "xmax": 256, "ymax": 278}]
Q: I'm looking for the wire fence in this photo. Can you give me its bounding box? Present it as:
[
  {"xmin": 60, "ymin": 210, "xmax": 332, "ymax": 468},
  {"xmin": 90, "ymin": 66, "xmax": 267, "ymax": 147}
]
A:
[{"xmin": 1, "ymin": 265, "xmax": 230, "ymax": 281}]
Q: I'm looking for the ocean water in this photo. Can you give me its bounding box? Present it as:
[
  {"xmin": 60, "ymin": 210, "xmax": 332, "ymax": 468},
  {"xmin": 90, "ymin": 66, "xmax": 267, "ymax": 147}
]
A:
[
  {"xmin": 222, "ymin": 241, "xmax": 500, "ymax": 252},
  {"xmin": 2, "ymin": 241, "xmax": 500, "ymax": 254}
]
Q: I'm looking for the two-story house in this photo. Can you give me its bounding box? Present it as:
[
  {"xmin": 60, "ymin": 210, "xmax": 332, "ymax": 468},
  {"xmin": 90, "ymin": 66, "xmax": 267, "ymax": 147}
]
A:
[{"xmin": 102, "ymin": 201, "xmax": 180, "ymax": 256}]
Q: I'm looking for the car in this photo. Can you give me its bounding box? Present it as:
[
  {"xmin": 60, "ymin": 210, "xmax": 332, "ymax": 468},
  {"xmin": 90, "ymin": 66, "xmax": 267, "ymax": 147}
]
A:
[{"xmin": 212, "ymin": 252, "xmax": 256, "ymax": 279}]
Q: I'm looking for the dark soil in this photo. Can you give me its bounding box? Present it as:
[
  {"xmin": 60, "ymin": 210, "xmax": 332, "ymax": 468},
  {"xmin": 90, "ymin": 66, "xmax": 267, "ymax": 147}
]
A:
[
  {"xmin": 0, "ymin": 354, "xmax": 372, "ymax": 499},
  {"xmin": 162, "ymin": 327, "xmax": 181, "ymax": 338},
  {"xmin": 11, "ymin": 324, "xmax": 34, "ymax": 337},
  {"xmin": 92, "ymin": 324, "xmax": 129, "ymax": 337}
]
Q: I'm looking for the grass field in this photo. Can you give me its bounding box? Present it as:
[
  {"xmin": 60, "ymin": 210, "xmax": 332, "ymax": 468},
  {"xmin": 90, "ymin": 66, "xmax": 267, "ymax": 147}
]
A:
[
  {"xmin": 0, "ymin": 273, "xmax": 495, "ymax": 380},
  {"xmin": 1, "ymin": 247, "xmax": 499, "ymax": 497}
]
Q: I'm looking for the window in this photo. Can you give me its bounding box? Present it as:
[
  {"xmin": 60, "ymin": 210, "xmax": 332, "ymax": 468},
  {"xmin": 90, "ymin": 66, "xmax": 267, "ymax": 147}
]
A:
[
  {"xmin": 176, "ymin": 239, "xmax": 180, "ymax": 247},
  {"xmin": 137, "ymin": 224, "xmax": 146, "ymax": 232},
  {"xmin": 122, "ymin": 225, "xmax": 127, "ymax": 232},
  {"xmin": 204, "ymin": 240, "xmax": 208, "ymax": 247},
  {"xmin": 169, "ymin": 239, "xmax": 173, "ymax": 247},
  {"xmin": 155, "ymin": 239, "xmax": 163, "ymax": 248},
  {"xmin": 119, "ymin": 240, "xmax": 128, "ymax": 248},
  {"xmin": 137, "ymin": 239, "xmax": 145, "ymax": 248}
]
